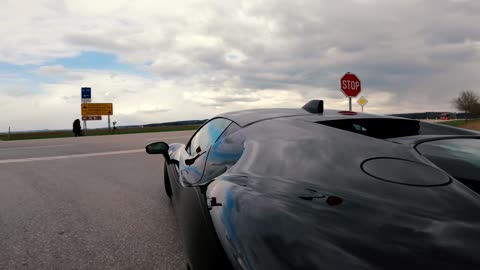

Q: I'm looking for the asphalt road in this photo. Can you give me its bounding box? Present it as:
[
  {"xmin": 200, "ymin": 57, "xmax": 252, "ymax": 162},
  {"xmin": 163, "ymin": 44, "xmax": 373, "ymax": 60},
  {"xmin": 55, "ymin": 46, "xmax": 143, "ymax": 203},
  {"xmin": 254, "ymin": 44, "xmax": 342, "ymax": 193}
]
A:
[{"xmin": 0, "ymin": 130, "xmax": 195, "ymax": 270}]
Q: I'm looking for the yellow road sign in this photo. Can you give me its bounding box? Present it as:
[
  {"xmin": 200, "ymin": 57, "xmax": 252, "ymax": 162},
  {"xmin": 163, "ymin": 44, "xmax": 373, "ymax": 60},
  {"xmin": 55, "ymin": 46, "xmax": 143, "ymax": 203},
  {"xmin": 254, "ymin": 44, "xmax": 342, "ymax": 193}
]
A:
[
  {"xmin": 357, "ymin": 96, "xmax": 368, "ymax": 107},
  {"xmin": 81, "ymin": 103, "xmax": 113, "ymax": 116}
]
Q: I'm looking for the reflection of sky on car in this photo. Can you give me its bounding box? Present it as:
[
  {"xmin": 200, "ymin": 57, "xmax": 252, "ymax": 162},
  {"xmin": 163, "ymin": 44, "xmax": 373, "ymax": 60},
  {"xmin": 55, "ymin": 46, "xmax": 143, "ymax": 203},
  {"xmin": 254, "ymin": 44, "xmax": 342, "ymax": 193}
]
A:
[
  {"xmin": 199, "ymin": 130, "xmax": 246, "ymax": 184},
  {"xmin": 209, "ymin": 144, "xmax": 243, "ymax": 163},
  {"xmin": 208, "ymin": 121, "xmax": 229, "ymax": 141},
  {"xmin": 221, "ymin": 187, "xmax": 253, "ymax": 270},
  {"xmin": 194, "ymin": 125, "xmax": 245, "ymax": 185},
  {"xmin": 187, "ymin": 163, "xmax": 203, "ymax": 182},
  {"xmin": 421, "ymin": 139, "xmax": 480, "ymax": 167},
  {"xmin": 209, "ymin": 131, "xmax": 245, "ymax": 163},
  {"xmin": 194, "ymin": 120, "xmax": 231, "ymax": 152},
  {"xmin": 188, "ymin": 120, "xmax": 235, "ymax": 184},
  {"xmin": 199, "ymin": 147, "xmax": 242, "ymax": 185}
]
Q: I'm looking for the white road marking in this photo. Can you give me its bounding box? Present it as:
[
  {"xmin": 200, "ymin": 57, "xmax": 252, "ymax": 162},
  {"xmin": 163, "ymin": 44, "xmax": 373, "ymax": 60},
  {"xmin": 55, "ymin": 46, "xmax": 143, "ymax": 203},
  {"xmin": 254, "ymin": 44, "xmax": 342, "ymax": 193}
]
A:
[
  {"xmin": 0, "ymin": 134, "xmax": 190, "ymax": 164},
  {"xmin": 0, "ymin": 144, "xmax": 73, "ymax": 150},
  {"xmin": 0, "ymin": 149, "xmax": 145, "ymax": 164}
]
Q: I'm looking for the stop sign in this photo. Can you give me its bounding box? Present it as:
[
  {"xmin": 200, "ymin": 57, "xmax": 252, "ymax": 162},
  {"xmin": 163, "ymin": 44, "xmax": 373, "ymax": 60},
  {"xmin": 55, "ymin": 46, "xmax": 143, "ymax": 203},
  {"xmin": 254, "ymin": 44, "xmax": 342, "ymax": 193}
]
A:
[{"xmin": 340, "ymin": 72, "xmax": 361, "ymax": 97}]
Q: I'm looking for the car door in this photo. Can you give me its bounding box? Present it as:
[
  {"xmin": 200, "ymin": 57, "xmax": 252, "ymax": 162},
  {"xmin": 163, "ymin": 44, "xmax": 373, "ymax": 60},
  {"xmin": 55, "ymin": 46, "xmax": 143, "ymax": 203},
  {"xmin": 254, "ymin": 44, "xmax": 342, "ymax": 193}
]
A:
[{"xmin": 170, "ymin": 118, "xmax": 235, "ymax": 270}]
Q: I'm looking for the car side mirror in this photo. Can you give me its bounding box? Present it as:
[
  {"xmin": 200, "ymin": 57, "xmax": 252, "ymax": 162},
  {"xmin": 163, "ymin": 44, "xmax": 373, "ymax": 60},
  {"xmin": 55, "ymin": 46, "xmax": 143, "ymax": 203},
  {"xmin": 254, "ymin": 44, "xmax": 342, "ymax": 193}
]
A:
[{"xmin": 145, "ymin": 142, "xmax": 171, "ymax": 163}]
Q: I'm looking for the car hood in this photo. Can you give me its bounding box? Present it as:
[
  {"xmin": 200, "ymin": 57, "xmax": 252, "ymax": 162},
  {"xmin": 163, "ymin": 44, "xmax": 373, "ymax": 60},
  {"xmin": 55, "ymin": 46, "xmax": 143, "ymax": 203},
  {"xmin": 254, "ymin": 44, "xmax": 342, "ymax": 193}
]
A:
[{"xmin": 206, "ymin": 118, "xmax": 480, "ymax": 270}]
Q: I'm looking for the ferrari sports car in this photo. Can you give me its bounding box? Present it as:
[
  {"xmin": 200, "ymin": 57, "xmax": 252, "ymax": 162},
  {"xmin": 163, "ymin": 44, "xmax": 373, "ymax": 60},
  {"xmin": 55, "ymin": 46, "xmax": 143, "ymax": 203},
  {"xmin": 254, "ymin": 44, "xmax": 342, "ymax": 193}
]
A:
[{"xmin": 146, "ymin": 100, "xmax": 480, "ymax": 270}]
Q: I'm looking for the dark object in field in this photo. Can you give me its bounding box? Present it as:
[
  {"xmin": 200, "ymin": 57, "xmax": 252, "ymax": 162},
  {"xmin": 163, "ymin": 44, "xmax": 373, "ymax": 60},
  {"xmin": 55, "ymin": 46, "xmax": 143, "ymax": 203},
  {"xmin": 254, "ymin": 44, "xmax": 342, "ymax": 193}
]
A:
[{"xmin": 72, "ymin": 119, "xmax": 82, "ymax": 137}]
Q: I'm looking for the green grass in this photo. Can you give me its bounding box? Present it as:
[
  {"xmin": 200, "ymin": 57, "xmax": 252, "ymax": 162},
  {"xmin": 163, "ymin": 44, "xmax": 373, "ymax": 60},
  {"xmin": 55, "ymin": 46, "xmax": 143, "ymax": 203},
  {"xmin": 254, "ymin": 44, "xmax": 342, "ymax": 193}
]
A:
[
  {"xmin": 436, "ymin": 119, "xmax": 480, "ymax": 131},
  {"xmin": 437, "ymin": 119, "xmax": 467, "ymax": 127},
  {"xmin": 0, "ymin": 125, "xmax": 200, "ymax": 141}
]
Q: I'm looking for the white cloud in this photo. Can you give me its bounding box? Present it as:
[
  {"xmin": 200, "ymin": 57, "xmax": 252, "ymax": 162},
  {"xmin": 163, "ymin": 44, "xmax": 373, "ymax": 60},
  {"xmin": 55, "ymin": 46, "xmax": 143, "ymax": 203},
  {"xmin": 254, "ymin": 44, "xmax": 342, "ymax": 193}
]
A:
[
  {"xmin": 1, "ymin": 0, "xmax": 480, "ymax": 130},
  {"xmin": 36, "ymin": 65, "xmax": 84, "ymax": 80},
  {"xmin": 183, "ymin": 88, "xmax": 305, "ymax": 109},
  {"xmin": 0, "ymin": 85, "xmax": 35, "ymax": 98}
]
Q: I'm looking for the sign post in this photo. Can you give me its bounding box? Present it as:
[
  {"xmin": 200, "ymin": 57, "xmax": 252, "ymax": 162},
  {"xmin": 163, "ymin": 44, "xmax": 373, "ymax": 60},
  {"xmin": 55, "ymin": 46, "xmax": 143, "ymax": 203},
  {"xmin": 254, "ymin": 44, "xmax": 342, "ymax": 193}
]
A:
[
  {"xmin": 81, "ymin": 87, "xmax": 92, "ymax": 135},
  {"xmin": 81, "ymin": 103, "xmax": 114, "ymax": 134},
  {"xmin": 340, "ymin": 72, "xmax": 362, "ymax": 111},
  {"xmin": 357, "ymin": 96, "xmax": 368, "ymax": 112},
  {"xmin": 80, "ymin": 87, "xmax": 114, "ymax": 135}
]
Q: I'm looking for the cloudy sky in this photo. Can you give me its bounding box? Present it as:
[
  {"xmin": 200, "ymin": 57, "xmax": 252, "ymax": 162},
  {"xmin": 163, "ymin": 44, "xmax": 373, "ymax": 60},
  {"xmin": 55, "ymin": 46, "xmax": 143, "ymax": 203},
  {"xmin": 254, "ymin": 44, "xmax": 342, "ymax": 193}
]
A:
[{"xmin": 1, "ymin": 0, "xmax": 479, "ymax": 131}]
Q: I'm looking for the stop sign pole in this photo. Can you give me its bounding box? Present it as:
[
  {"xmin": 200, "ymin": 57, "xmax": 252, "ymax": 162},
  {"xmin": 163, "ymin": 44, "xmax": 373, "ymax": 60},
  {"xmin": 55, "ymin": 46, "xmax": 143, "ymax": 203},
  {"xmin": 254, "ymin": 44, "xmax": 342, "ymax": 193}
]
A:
[{"xmin": 340, "ymin": 72, "xmax": 362, "ymax": 111}]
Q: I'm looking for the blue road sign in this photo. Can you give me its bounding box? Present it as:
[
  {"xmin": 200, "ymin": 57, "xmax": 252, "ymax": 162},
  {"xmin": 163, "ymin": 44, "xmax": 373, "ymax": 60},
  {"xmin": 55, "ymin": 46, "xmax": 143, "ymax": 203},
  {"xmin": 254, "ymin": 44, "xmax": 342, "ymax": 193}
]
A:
[{"xmin": 81, "ymin": 87, "xmax": 91, "ymax": 99}]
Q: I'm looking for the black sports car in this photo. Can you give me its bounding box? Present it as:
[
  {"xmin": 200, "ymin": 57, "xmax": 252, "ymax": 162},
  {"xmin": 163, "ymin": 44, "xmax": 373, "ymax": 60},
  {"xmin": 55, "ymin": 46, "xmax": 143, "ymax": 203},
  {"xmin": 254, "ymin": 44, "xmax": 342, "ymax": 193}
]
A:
[{"xmin": 146, "ymin": 100, "xmax": 480, "ymax": 270}]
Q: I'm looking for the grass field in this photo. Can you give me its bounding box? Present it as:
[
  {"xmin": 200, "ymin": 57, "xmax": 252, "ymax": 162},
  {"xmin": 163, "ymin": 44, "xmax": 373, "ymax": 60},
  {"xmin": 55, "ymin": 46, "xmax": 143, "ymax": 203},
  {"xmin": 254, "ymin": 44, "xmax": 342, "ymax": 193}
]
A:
[
  {"xmin": 0, "ymin": 125, "xmax": 201, "ymax": 141},
  {"xmin": 437, "ymin": 119, "xmax": 480, "ymax": 131},
  {"xmin": 436, "ymin": 119, "xmax": 467, "ymax": 127}
]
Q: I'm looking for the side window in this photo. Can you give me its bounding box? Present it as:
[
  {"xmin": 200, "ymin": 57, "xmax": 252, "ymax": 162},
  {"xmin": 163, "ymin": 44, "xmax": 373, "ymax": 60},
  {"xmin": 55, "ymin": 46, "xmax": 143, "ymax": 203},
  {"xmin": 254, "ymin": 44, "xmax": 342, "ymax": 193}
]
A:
[{"xmin": 188, "ymin": 118, "xmax": 232, "ymax": 155}]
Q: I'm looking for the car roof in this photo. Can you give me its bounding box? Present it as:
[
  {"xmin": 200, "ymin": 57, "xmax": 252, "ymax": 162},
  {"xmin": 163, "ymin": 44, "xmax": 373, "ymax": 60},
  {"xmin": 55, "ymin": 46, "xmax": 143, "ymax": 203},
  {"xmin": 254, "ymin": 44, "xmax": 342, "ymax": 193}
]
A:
[{"xmin": 217, "ymin": 107, "xmax": 396, "ymax": 127}]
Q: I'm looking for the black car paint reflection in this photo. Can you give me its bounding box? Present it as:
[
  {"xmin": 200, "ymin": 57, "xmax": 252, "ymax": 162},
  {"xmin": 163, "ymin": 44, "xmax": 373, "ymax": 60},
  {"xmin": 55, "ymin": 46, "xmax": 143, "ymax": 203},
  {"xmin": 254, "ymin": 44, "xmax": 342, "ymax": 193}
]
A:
[
  {"xmin": 206, "ymin": 118, "xmax": 480, "ymax": 270},
  {"xmin": 202, "ymin": 129, "xmax": 246, "ymax": 184},
  {"xmin": 149, "ymin": 107, "xmax": 480, "ymax": 270}
]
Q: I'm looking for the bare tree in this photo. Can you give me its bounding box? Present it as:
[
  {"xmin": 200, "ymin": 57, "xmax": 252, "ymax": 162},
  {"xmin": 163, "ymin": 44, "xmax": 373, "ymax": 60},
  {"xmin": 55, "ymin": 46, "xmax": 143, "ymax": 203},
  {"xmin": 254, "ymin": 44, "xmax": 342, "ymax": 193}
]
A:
[
  {"xmin": 474, "ymin": 103, "xmax": 480, "ymax": 116},
  {"xmin": 452, "ymin": 90, "xmax": 480, "ymax": 119}
]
